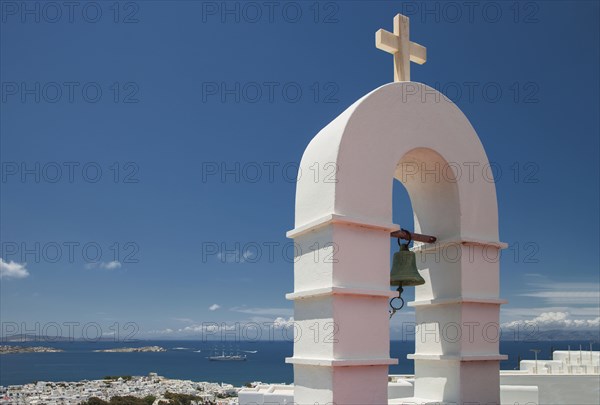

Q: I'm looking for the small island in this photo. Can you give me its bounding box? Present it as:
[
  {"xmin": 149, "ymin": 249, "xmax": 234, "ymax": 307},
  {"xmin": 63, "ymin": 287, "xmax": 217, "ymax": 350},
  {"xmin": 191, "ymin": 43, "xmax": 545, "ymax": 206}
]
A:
[
  {"xmin": 0, "ymin": 345, "xmax": 63, "ymax": 354},
  {"xmin": 93, "ymin": 346, "xmax": 166, "ymax": 353}
]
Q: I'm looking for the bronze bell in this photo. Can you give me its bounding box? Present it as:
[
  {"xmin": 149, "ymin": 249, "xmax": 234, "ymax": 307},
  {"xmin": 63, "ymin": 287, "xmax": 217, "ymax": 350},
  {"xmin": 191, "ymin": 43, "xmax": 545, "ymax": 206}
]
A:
[
  {"xmin": 389, "ymin": 232, "xmax": 429, "ymax": 318},
  {"xmin": 390, "ymin": 242, "xmax": 425, "ymax": 287}
]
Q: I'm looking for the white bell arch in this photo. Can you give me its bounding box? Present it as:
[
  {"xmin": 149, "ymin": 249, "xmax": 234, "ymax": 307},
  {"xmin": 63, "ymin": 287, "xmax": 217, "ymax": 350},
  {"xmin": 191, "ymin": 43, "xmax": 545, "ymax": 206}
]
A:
[{"xmin": 287, "ymin": 82, "xmax": 507, "ymax": 404}]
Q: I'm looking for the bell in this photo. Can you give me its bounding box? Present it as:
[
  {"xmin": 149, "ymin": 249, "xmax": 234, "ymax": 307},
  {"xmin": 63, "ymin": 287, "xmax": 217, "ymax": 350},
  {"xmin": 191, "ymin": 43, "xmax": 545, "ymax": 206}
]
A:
[{"xmin": 390, "ymin": 243, "xmax": 425, "ymax": 287}]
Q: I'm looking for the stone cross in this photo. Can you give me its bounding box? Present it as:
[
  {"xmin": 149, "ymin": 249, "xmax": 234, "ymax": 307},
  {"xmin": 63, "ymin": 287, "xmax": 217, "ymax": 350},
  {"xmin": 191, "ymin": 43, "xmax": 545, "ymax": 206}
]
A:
[{"xmin": 376, "ymin": 14, "xmax": 427, "ymax": 82}]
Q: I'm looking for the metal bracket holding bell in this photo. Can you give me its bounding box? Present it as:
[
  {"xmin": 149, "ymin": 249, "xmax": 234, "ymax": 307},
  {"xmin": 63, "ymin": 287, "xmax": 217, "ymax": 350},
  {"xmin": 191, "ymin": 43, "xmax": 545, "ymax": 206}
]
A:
[{"xmin": 390, "ymin": 228, "xmax": 437, "ymax": 243}]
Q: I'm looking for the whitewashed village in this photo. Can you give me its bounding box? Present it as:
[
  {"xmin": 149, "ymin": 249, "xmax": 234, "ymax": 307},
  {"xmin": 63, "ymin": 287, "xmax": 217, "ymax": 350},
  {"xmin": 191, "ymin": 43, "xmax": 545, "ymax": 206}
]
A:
[{"xmin": 0, "ymin": 373, "xmax": 241, "ymax": 405}]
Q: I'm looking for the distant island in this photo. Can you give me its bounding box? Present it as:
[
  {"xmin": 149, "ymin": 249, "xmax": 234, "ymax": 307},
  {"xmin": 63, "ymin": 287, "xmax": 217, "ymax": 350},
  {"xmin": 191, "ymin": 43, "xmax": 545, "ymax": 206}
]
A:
[
  {"xmin": 0, "ymin": 345, "xmax": 63, "ymax": 354},
  {"xmin": 93, "ymin": 346, "xmax": 166, "ymax": 353},
  {"xmin": 1, "ymin": 334, "xmax": 141, "ymax": 343}
]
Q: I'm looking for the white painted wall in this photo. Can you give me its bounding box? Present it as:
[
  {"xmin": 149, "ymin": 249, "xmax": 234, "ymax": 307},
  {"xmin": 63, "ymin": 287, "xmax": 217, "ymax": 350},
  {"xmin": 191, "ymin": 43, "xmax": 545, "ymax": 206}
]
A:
[
  {"xmin": 238, "ymin": 385, "xmax": 295, "ymax": 405},
  {"xmin": 500, "ymin": 373, "xmax": 600, "ymax": 405},
  {"xmin": 238, "ymin": 373, "xmax": 600, "ymax": 405},
  {"xmin": 500, "ymin": 385, "xmax": 538, "ymax": 405}
]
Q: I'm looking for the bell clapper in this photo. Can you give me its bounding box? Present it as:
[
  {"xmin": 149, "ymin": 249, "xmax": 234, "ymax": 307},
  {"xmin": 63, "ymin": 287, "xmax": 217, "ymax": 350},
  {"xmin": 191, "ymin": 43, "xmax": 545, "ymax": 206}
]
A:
[{"xmin": 389, "ymin": 285, "xmax": 405, "ymax": 319}]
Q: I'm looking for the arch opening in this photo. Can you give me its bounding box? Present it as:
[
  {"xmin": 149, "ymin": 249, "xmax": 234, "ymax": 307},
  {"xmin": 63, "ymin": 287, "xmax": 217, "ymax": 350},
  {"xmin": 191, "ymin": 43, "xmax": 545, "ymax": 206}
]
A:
[{"xmin": 389, "ymin": 148, "xmax": 462, "ymax": 376}]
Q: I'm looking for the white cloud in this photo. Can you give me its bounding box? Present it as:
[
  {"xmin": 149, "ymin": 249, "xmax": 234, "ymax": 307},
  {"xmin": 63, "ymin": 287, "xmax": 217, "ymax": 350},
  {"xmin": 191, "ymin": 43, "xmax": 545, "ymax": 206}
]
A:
[
  {"xmin": 102, "ymin": 261, "xmax": 122, "ymax": 270},
  {"xmin": 0, "ymin": 258, "xmax": 30, "ymax": 279},
  {"xmin": 230, "ymin": 306, "xmax": 293, "ymax": 317},
  {"xmin": 85, "ymin": 261, "xmax": 122, "ymax": 270},
  {"xmin": 172, "ymin": 317, "xmax": 195, "ymax": 324},
  {"xmin": 181, "ymin": 317, "xmax": 295, "ymax": 334},
  {"xmin": 215, "ymin": 248, "xmax": 256, "ymax": 264},
  {"xmin": 519, "ymin": 291, "xmax": 600, "ymax": 305},
  {"xmin": 178, "ymin": 323, "xmax": 238, "ymax": 334},
  {"xmin": 502, "ymin": 306, "xmax": 600, "ymax": 318},
  {"xmin": 502, "ymin": 311, "xmax": 600, "ymax": 331},
  {"xmin": 147, "ymin": 328, "xmax": 174, "ymax": 335},
  {"xmin": 143, "ymin": 316, "xmax": 296, "ymax": 339},
  {"xmin": 515, "ymin": 275, "xmax": 600, "ymax": 308},
  {"xmin": 273, "ymin": 317, "xmax": 294, "ymax": 328},
  {"xmin": 503, "ymin": 276, "xmax": 600, "ymax": 329},
  {"xmin": 209, "ymin": 304, "xmax": 221, "ymax": 311}
]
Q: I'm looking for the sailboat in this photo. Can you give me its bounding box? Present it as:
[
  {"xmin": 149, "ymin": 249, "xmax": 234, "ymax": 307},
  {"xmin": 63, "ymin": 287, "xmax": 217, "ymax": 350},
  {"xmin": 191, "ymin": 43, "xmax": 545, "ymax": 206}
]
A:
[{"xmin": 207, "ymin": 347, "xmax": 247, "ymax": 361}]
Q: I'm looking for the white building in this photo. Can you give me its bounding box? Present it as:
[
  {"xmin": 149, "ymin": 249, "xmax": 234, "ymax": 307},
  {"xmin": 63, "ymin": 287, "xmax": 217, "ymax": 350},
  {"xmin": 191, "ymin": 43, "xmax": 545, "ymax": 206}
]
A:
[
  {"xmin": 238, "ymin": 384, "xmax": 295, "ymax": 405},
  {"xmin": 238, "ymin": 350, "xmax": 600, "ymax": 404}
]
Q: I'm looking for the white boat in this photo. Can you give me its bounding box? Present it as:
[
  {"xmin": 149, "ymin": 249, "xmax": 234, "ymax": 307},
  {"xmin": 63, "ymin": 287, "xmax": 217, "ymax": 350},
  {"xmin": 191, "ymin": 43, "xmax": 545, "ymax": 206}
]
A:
[{"xmin": 207, "ymin": 348, "xmax": 247, "ymax": 361}]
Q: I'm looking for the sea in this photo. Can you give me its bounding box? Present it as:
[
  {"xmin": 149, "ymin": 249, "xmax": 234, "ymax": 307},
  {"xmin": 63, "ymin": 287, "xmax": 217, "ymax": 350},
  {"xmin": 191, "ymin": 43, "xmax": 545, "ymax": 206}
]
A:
[{"xmin": 0, "ymin": 340, "xmax": 593, "ymax": 387}]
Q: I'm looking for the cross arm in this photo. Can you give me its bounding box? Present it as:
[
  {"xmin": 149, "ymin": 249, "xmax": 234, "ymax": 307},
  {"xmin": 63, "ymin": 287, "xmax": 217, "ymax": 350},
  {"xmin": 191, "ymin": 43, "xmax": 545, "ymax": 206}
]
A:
[
  {"xmin": 375, "ymin": 29, "xmax": 399, "ymax": 54},
  {"xmin": 375, "ymin": 29, "xmax": 427, "ymax": 65},
  {"xmin": 409, "ymin": 43, "xmax": 427, "ymax": 65}
]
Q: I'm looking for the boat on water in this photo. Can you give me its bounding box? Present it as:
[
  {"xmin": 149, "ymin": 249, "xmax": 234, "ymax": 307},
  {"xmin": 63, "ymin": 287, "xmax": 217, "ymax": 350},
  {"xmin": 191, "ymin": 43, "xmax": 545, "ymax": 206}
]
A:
[{"xmin": 207, "ymin": 348, "xmax": 247, "ymax": 361}]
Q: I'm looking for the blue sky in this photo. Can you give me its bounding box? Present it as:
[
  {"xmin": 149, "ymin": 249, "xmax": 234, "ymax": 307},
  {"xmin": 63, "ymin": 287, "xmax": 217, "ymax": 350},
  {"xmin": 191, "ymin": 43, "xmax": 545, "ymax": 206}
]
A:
[{"xmin": 1, "ymin": 1, "xmax": 598, "ymax": 340}]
